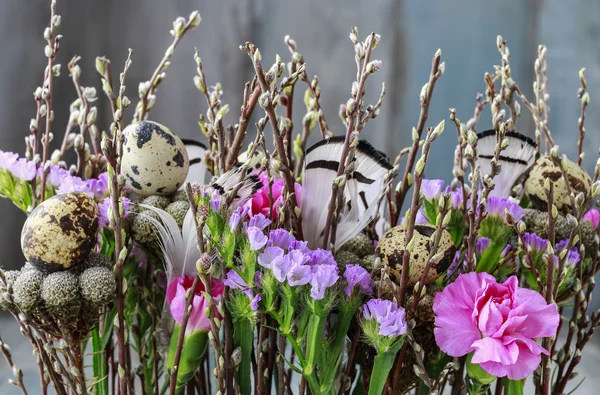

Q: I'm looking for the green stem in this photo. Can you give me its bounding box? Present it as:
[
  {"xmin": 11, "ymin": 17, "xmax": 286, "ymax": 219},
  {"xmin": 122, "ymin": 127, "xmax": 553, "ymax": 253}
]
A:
[
  {"xmin": 304, "ymin": 312, "xmax": 327, "ymax": 395},
  {"xmin": 235, "ymin": 319, "xmax": 253, "ymax": 395},
  {"xmin": 503, "ymin": 378, "xmax": 524, "ymax": 395},
  {"xmin": 468, "ymin": 379, "xmax": 490, "ymax": 395},
  {"xmin": 91, "ymin": 326, "xmax": 108, "ymax": 395},
  {"xmin": 321, "ymin": 307, "xmax": 356, "ymax": 393},
  {"xmin": 368, "ymin": 351, "xmax": 397, "ymax": 395}
]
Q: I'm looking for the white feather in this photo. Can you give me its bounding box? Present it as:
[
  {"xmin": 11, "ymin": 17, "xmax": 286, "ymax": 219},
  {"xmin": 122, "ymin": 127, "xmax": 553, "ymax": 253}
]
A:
[
  {"xmin": 209, "ymin": 166, "xmax": 262, "ymax": 208},
  {"xmin": 476, "ymin": 130, "xmax": 537, "ymax": 197},
  {"xmin": 301, "ymin": 136, "xmax": 393, "ymax": 250},
  {"xmin": 182, "ymin": 139, "xmax": 208, "ymax": 186},
  {"xmin": 139, "ymin": 204, "xmax": 198, "ymax": 279}
]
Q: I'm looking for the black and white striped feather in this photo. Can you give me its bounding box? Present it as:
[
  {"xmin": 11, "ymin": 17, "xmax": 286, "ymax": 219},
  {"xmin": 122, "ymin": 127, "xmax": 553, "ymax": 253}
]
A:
[
  {"xmin": 301, "ymin": 136, "xmax": 393, "ymax": 250},
  {"xmin": 476, "ymin": 130, "xmax": 537, "ymax": 197}
]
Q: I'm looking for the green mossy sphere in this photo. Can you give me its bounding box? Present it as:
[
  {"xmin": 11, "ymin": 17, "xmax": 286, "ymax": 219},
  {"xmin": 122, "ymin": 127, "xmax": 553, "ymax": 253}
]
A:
[
  {"xmin": 132, "ymin": 211, "xmax": 160, "ymax": 244},
  {"xmin": 21, "ymin": 262, "xmax": 35, "ymax": 272},
  {"xmin": 335, "ymin": 250, "xmax": 360, "ymax": 272},
  {"xmin": 166, "ymin": 201, "xmax": 190, "ymax": 227},
  {"xmin": 79, "ymin": 267, "xmax": 116, "ymax": 306},
  {"xmin": 171, "ymin": 189, "xmax": 188, "ymax": 202},
  {"xmin": 339, "ymin": 233, "xmax": 374, "ymax": 258},
  {"xmin": 13, "ymin": 270, "xmax": 45, "ymax": 311},
  {"xmin": 141, "ymin": 195, "xmax": 170, "ymax": 210},
  {"xmin": 83, "ymin": 251, "xmax": 114, "ymax": 270},
  {"xmin": 361, "ymin": 254, "xmax": 376, "ymax": 271},
  {"xmin": 3, "ymin": 270, "xmax": 20, "ymax": 288},
  {"xmin": 41, "ymin": 271, "xmax": 80, "ymax": 309}
]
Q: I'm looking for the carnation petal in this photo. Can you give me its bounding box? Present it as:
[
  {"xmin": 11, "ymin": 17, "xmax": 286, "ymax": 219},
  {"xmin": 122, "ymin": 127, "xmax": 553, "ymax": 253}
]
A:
[
  {"xmin": 512, "ymin": 288, "xmax": 560, "ymax": 338},
  {"xmin": 471, "ymin": 337, "xmax": 519, "ymax": 365},
  {"xmin": 479, "ymin": 341, "xmax": 543, "ymax": 380}
]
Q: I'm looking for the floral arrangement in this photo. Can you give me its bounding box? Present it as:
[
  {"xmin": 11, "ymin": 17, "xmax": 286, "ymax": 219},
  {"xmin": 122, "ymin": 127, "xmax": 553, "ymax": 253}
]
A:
[{"xmin": 1, "ymin": 2, "xmax": 599, "ymax": 395}]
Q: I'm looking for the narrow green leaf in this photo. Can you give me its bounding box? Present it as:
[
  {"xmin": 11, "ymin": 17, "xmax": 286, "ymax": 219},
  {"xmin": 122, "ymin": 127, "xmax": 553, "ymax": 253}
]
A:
[{"xmin": 92, "ymin": 326, "xmax": 109, "ymax": 395}]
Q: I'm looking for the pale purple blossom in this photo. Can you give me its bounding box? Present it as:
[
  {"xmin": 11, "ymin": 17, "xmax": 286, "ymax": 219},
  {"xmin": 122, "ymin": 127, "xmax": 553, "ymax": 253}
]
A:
[
  {"xmin": 310, "ymin": 264, "xmax": 339, "ymax": 300},
  {"xmin": 523, "ymin": 233, "xmax": 549, "ymax": 253},
  {"xmin": 258, "ymin": 247, "xmax": 284, "ymax": 270},
  {"xmin": 286, "ymin": 250, "xmax": 312, "ymax": 286},
  {"xmin": 289, "ymin": 239, "xmax": 310, "ymax": 253},
  {"xmin": 10, "ymin": 158, "xmax": 37, "ymax": 181},
  {"xmin": 363, "ymin": 299, "xmax": 407, "ymax": 337},
  {"xmin": 307, "ymin": 248, "xmax": 337, "ymax": 267},
  {"xmin": 248, "ymin": 213, "xmax": 271, "ymax": 230},
  {"xmin": 271, "ymin": 254, "xmax": 292, "ymax": 282},
  {"xmin": 343, "ymin": 264, "xmax": 373, "ymax": 296},
  {"xmin": 247, "ymin": 227, "xmax": 268, "ymax": 250},
  {"xmin": 0, "ymin": 151, "xmax": 18, "ymax": 170},
  {"xmin": 57, "ymin": 176, "xmax": 92, "ymax": 196},
  {"xmin": 98, "ymin": 196, "xmax": 131, "ymax": 228},
  {"xmin": 475, "ymin": 237, "xmax": 491, "ymax": 255},
  {"xmin": 228, "ymin": 212, "xmax": 241, "ymax": 230},
  {"xmin": 484, "ymin": 197, "xmax": 524, "ymax": 223},
  {"xmin": 267, "ymin": 229, "xmax": 295, "ymax": 250},
  {"xmin": 445, "ymin": 186, "xmax": 464, "ymax": 210},
  {"xmin": 250, "ymin": 294, "xmax": 261, "ymax": 312},
  {"xmin": 86, "ymin": 172, "xmax": 109, "ymax": 199},
  {"xmin": 422, "ymin": 179, "xmax": 444, "ymax": 201},
  {"xmin": 209, "ymin": 197, "xmax": 221, "ymax": 212}
]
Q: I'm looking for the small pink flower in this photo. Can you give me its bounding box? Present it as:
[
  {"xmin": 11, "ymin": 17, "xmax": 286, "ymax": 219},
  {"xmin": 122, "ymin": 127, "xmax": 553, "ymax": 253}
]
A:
[
  {"xmin": 433, "ymin": 272, "xmax": 559, "ymax": 380},
  {"xmin": 248, "ymin": 172, "xmax": 301, "ymax": 220},
  {"xmin": 167, "ymin": 275, "xmax": 224, "ymax": 334},
  {"xmin": 583, "ymin": 208, "xmax": 600, "ymax": 229}
]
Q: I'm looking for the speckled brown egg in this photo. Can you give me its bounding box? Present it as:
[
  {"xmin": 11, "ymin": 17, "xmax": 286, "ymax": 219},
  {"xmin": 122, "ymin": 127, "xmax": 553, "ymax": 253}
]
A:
[
  {"xmin": 376, "ymin": 224, "xmax": 455, "ymax": 287},
  {"xmin": 524, "ymin": 155, "xmax": 591, "ymax": 214},
  {"xmin": 21, "ymin": 192, "xmax": 99, "ymax": 272},
  {"xmin": 121, "ymin": 121, "xmax": 189, "ymax": 197}
]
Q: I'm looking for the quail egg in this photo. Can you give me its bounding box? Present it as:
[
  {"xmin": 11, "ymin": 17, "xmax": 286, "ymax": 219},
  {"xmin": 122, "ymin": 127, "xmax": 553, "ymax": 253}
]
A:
[
  {"xmin": 524, "ymin": 155, "xmax": 591, "ymax": 213},
  {"xmin": 376, "ymin": 224, "xmax": 455, "ymax": 286},
  {"xmin": 121, "ymin": 121, "xmax": 189, "ymax": 197},
  {"xmin": 21, "ymin": 192, "xmax": 99, "ymax": 272}
]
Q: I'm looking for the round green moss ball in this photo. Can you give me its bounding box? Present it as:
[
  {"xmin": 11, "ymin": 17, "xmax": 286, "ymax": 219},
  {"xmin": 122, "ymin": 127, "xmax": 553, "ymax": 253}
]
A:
[
  {"xmin": 132, "ymin": 211, "xmax": 160, "ymax": 243},
  {"xmin": 83, "ymin": 251, "xmax": 113, "ymax": 270},
  {"xmin": 339, "ymin": 233, "xmax": 374, "ymax": 258},
  {"xmin": 79, "ymin": 267, "xmax": 116, "ymax": 306},
  {"xmin": 41, "ymin": 271, "xmax": 80, "ymax": 309},
  {"xmin": 166, "ymin": 201, "xmax": 190, "ymax": 227},
  {"xmin": 13, "ymin": 270, "xmax": 45, "ymax": 311},
  {"xmin": 141, "ymin": 195, "xmax": 170, "ymax": 210}
]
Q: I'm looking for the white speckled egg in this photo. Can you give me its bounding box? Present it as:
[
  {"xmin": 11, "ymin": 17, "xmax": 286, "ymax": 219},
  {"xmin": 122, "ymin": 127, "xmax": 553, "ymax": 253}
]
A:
[
  {"xmin": 121, "ymin": 121, "xmax": 189, "ymax": 197},
  {"xmin": 21, "ymin": 192, "xmax": 99, "ymax": 272}
]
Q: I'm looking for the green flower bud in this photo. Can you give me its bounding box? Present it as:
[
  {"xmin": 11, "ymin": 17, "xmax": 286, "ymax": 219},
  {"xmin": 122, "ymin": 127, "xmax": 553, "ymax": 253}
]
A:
[
  {"xmin": 41, "ymin": 272, "xmax": 80, "ymax": 309},
  {"xmin": 79, "ymin": 267, "xmax": 116, "ymax": 306},
  {"xmin": 166, "ymin": 201, "xmax": 191, "ymax": 227},
  {"xmin": 13, "ymin": 270, "xmax": 45, "ymax": 311}
]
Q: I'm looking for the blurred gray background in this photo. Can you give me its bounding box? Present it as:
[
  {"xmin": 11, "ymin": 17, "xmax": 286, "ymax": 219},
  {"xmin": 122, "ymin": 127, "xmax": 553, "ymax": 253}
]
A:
[{"xmin": 1, "ymin": 0, "xmax": 600, "ymax": 392}]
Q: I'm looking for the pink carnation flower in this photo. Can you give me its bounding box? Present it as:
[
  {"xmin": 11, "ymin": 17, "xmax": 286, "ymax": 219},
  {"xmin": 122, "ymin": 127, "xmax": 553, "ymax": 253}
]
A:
[
  {"xmin": 167, "ymin": 275, "xmax": 224, "ymax": 334},
  {"xmin": 433, "ymin": 272, "xmax": 559, "ymax": 380},
  {"xmin": 248, "ymin": 172, "xmax": 301, "ymax": 220}
]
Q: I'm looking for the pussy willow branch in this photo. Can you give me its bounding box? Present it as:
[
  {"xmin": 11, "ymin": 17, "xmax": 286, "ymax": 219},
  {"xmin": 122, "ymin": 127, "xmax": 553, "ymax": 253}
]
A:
[
  {"xmin": 134, "ymin": 12, "xmax": 200, "ymax": 122},
  {"xmin": 449, "ymin": 110, "xmax": 469, "ymax": 218},
  {"xmin": 226, "ymin": 82, "xmax": 260, "ymax": 170},
  {"xmin": 0, "ymin": 335, "xmax": 28, "ymax": 395},
  {"xmin": 243, "ymin": 43, "xmax": 303, "ymax": 239},
  {"xmin": 577, "ymin": 68, "xmax": 589, "ymax": 166},
  {"xmin": 39, "ymin": 0, "xmax": 59, "ymax": 203},
  {"xmin": 393, "ymin": 50, "xmax": 443, "ymax": 225},
  {"xmin": 105, "ymin": 49, "xmax": 133, "ymax": 395},
  {"xmin": 321, "ymin": 32, "xmax": 376, "ymax": 249},
  {"xmin": 541, "ymin": 183, "xmax": 555, "ymax": 395}
]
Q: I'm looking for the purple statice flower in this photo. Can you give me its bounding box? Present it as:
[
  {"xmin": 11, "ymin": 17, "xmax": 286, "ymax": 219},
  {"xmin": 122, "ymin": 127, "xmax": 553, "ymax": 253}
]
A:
[
  {"xmin": 9, "ymin": 158, "xmax": 37, "ymax": 181},
  {"xmin": 250, "ymin": 294, "xmax": 262, "ymax": 312},
  {"xmin": 343, "ymin": 264, "xmax": 373, "ymax": 296},
  {"xmin": 475, "ymin": 237, "xmax": 490, "ymax": 255},
  {"xmin": 307, "ymin": 248, "xmax": 337, "ymax": 267},
  {"xmin": 267, "ymin": 229, "xmax": 295, "ymax": 250},
  {"xmin": 555, "ymin": 239, "xmax": 580, "ymax": 266},
  {"xmin": 0, "ymin": 151, "xmax": 18, "ymax": 170},
  {"xmin": 447, "ymin": 251, "xmax": 463, "ymax": 277},
  {"xmin": 555, "ymin": 239, "xmax": 569, "ymax": 251},
  {"xmin": 209, "ymin": 196, "xmax": 222, "ymax": 212},
  {"xmin": 98, "ymin": 196, "xmax": 131, "ymax": 228},
  {"xmin": 228, "ymin": 212, "xmax": 242, "ymax": 230},
  {"xmin": 400, "ymin": 209, "xmax": 429, "ymax": 225},
  {"xmin": 86, "ymin": 172, "xmax": 109, "ymax": 199},
  {"xmin": 248, "ymin": 213, "xmax": 271, "ymax": 231},
  {"xmin": 422, "ymin": 179, "xmax": 444, "ymax": 201},
  {"xmin": 258, "ymin": 247, "xmax": 284, "ymax": 270},
  {"xmin": 224, "ymin": 268, "xmax": 255, "ymax": 298},
  {"xmin": 583, "ymin": 208, "xmax": 600, "ymax": 229},
  {"xmin": 57, "ymin": 175, "xmax": 92, "ymax": 196},
  {"xmin": 131, "ymin": 243, "xmax": 148, "ymax": 269},
  {"xmin": 286, "ymin": 250, "xmax": 312, "ymax": 286},
  {"xmin": 289, "ymin": 239, "xmax": 310, "ymax": 253},
  {"xmin": 271, "ymin": 254, "xmax": 292, "ymax": 283},
  {"xmin": 44, "ymin": 164, "xmax": 70, "ymax": 186},
  {"xmin": 523, "ymin": 232, "xmax": 549, "ymax": 253},
  {"xmin": 247, "ymin": 227, "xmax": 268, "ymax": 250},
  {"xmin": 484, "ymin": 196, "xmax": 524, "ymax": 223},
  {"xmin": 363, "ymin": 299, "xmax": 407, "ymax": 337},
  {"xmin": 445, "ymin": 186, "xmax": 464, "ymax": 210},
  {"xmin": 310, "ymin": 264, "xmax": 338, "ymax": 300}
]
